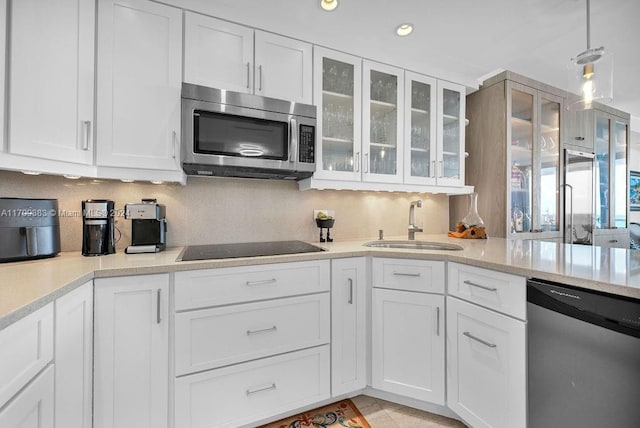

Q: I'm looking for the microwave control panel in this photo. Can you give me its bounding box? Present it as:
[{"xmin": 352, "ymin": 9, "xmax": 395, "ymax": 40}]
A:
[{"xmin": 299, "ymin": 125, "xmax": 315, "ymax": 163}]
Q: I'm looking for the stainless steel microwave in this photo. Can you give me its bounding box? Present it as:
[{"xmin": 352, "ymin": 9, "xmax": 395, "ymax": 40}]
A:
[{"xmin": 181, "ymin": 83, "xmax": 316, "ymax": 180}]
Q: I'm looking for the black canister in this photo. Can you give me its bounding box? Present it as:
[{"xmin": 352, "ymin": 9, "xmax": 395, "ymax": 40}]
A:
[{"xmin": 82, "ymin": 200, "xmax": 115, "ymax": 256}]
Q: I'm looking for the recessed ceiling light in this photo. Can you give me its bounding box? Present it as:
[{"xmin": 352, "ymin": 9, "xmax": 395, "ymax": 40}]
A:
[
  {"xmin": 320, "ymin": 0, "xmax": 338, "ymax": 12},
  {"xmin": 396, "ymin": 23, "xmax": 413, "ymax": 37}
]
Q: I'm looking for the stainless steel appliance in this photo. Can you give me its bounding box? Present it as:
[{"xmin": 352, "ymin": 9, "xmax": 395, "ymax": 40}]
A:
[
  {"xmin": 124, "ymin": 199, "xmax": 167, "ymax": 254},
  {"xmin": 181, "ymin": 83, "xmax": 316, "ymax": 180},
  {"xmin": 528, "ymin": 279, "xmax": 640, "ymax": 427},
  {"xmin": 0, "ymin": 198, "xmax": 61, "ymax": 262},
  {"xmin": 563, "ymin": 149, "xmax": 595, "ymax": 244},
  {"xmin": 177, "ymin": 240, "xmax": 324, "ymax": 261},
  {"xmin": 82, "ymin": 200, "xmax": 115, "ymax": 256}
]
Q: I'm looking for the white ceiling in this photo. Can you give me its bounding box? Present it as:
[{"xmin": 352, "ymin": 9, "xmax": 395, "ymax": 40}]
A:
[{"xmin": 177, "ymin": 0, "xmax": 640, "ymax": 126}]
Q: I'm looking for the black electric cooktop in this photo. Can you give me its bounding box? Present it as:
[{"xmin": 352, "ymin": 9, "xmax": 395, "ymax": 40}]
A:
[{"xmin": 177, "ymin": 240, "xmax": 325, "ymax": 261}]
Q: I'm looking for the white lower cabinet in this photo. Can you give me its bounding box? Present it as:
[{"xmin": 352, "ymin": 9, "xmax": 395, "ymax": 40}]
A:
[
  {"xmin": 94, "ymin": 274, "xmax": 169, "ymax": 428},
  {"xmin": 331, "ymin": 257, "xmax": 367, "ymax": 396},
  {"xmin": 54, "ymin": 281, "xmax": 93, "ymax": 428},
  {"xmin": 0, "ymin": 365, "xmax": 54, "ymax": 428},
  {"xmin": 372, "ymin": 288, "xmax": 445, "ymax": 404},
  {"xmin": 175, "ymin": 345, "xmax": 330, "ymax": 428},
  {"xmin": 446, "ymin": 296, "xmax": 526, "ymax": 428}
]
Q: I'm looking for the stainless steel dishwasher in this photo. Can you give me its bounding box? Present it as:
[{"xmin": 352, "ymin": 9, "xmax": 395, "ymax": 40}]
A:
[{"xmin": 527, "ymin": 279, "xmax": 640, "ymax": 427}]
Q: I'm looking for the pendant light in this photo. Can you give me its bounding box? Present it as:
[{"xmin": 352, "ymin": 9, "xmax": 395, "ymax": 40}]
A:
[{"xmin": 567, "ymin": 0, "xmax": 613, "ymax": 110}]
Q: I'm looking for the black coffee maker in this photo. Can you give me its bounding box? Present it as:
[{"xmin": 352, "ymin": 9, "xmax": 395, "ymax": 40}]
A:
[
  {"xmin": 82, "ymin": 200, "xmax": 116, "ymax": 256},
  {"xmin": 124, "ymin": 199, "xmax": 167, "ymax": 254}
]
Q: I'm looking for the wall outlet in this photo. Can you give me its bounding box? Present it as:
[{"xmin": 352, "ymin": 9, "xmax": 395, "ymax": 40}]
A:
[{"xmin": 313, "ymin": 209, "xmax": 335, "ymax": 219}]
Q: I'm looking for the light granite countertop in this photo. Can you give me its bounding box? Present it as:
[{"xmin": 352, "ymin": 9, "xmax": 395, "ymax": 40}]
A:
[{"xmin": 2, "ymin": 235, "xmax": 640, "ymax": 330}]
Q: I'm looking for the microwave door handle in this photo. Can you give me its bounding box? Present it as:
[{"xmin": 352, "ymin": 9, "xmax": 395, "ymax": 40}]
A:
[{"xmin": 289, "ymin": 118, "xmax": 297, "ymax": 163}]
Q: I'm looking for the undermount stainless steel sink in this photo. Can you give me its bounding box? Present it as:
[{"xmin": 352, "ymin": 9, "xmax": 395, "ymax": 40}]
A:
[{"xmin": 363, "ymin": 240, "xmax": 464, "ymax": 251}]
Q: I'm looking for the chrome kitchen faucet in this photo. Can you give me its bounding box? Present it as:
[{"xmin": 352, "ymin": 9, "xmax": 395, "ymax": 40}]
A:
[{"xmin": 408, "ymin": 200, "xmax": 423, "ymax": 240}]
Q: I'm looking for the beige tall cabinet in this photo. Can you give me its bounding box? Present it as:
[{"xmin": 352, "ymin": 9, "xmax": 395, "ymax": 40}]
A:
[{"xmin": 451, "ymin": 72, "xmax": 564, "ymax": 240}]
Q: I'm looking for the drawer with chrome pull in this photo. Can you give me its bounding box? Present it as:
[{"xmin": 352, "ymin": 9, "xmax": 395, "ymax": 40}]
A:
[
  {"xmin": 174, "ymin": 293, "xmax": 329, "ymax": 375},
  {"xmin": 447, "ymin": 262, "xmax": 526, "ymax": 320},
  {"xmin": 174, "ymin": 260, "xmax": 330, "ymax": 310},
  {"xmin": 372, "ymin": 258, "xmax": 445, "ymax": 293}
]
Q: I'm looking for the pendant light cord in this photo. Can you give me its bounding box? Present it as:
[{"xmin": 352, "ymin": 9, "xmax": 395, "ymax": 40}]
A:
[{"xmin": 586, "ymin": 0, "xmax": 591, "ymax": 50}]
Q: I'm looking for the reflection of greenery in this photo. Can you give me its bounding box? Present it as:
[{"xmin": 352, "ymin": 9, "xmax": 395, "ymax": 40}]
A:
[{"xmin": 630, "ymin": 173, "xmax": 640, "ymax": 206}]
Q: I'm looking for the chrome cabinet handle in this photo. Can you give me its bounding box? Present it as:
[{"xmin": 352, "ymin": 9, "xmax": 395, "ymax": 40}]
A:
[
  {"xmin": 246, "ymin": 62, "xmax": 250, "ymax": 89},
  {"xmin": 156, "ymin": 289, "xmax": 161, "ymax": 324},
  {"xmin": 348, "ymin": 278, "xmax": 353, "ymax": 304},
  {"xmin": 82, "ymin": 121, "xmax": 91, "ymax": 151},
  {"xmin": 436, "ymin": 306, "xmax": 440, "ymax": 336},
  {"xmin": 463, "ymin": 280, "xmax": 497, "ymax": 292},
  {"xmin": 574, "ymin": 136, "xmax": 585, "ymax": 141},
  {"xmin": 439, "ymin": 160, "xmax": 443, "ymax": 178},
  {"xmin": 393, "ymin": 271, "xmax": 421, "ymax": 277},
  {"xmin": 463, "ymin": 331, "xmax": 496, "ymax": 348},
  {"xmin": 364, "ymin": 153, "xmax": 369, "ymax": 173},
  {"xmin": 431, "ymin": 160, "xmax": 436, "ymax": 178},
  {"xmin": 609, "ymin": 239, "xmax": 618, "ymax": 243},
  {"xmin": 246, "ymin": 383, "xmax": 276, "ymax": 396},
  {"xmin": 355, "ymin": 152, "xmax": 360, "ymax": 172},
  {"xmin": 246, "ymin": 278, "xmax": 277, "ymax": 286},
  {"xmin": 246, "ymin": 325, "xmax": 277, "ymax": 335},
  {"xmin": 258, "ymin": 65, "xmax": 263, "ymax": 91}
]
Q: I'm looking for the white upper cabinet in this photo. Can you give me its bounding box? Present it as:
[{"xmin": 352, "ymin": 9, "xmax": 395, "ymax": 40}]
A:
[
  {"xmin": 0, "ymin": 0, "xmax": 5, "ymax": 152},
  {"xmin": 362, "ymin": 60, "xmax": 405, "ymax": 184},
  {"xmin": 183, "ymin": 13, "xmax": 312, "ymax": 104},
  {"xmin": 96, "ymin": 0, "xmax": 182, "ymax": 173},
  {"xmin": 312, "ymin": 47, "xmax": 362, "ymax": 181},
  {"xmin": 436, "ymin": 80, "xmax": 466, "ymax": 186},
  {"xmin": 8, "ymin": 0, "xmax": 94, "ymax": 165},
  {"xmin": 184, "ymin": 13, "xmax": 253, "ymax": 93},
  {"xmin": 404, "ymin": 71, "xmax": 437, "ymax": 185},
  {"xmin": 254, "ymin": 31, "xmax": 312, "ymax": 104}
]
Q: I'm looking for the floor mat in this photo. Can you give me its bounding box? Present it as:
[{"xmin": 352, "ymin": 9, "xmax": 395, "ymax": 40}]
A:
[{"xmin": 259, "ymin": 399, "xmax": 371, "ymax": 428}]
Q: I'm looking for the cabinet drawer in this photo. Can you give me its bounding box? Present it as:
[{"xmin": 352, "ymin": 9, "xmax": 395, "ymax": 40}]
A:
[
  {"xmin": 175, "ymin": 260, "xmax": 330, "ymax": 310},
  {"xmin": 175, "ymin": 294, "xmax": 330, "ymax": 375},
  {"xmin": 372, "ymin": 258, "xmax": 444, "ymax": 293},
  {"xmin": 448, "ymin": 262, "xmax": 526, "ymax": 319},
  {"xmin": 0, "ymin": 304, "xmax": 54, "ymax": 408},
  {"xmin": 0, "ymin": 364, "xmax": 54, "ymax": 428},
  {"xmin": 175, "ymin": 345, "xmax": 330, "ymax": 428},
  {"xmin": 594, "ymin": 231, "xmax": 630, "ymax": 249}
]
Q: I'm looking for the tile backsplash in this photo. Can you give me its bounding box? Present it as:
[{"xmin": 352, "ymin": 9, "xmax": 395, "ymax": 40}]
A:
[{"xmin": 0, "ymin": 170, "xmax": 450, "ymax": 252}]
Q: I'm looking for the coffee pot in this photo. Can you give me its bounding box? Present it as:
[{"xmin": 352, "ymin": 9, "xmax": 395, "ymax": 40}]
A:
[
  {"xmin": 124, "ymin": 199, "xmax": 167, "ymax": 254},
  {"xmin": 82, "ymin": 200, "xmax": 116, "ymax": 256}
]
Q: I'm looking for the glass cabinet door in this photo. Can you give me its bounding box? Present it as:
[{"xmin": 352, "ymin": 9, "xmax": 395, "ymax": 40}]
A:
[
  {"xmin": 312, "ymin": 47, "xmax": 361, "ymax": 181},
  {"xmin": 404, "ymin": 71, "xmax": 436, "ymax": 185},
  {"xmin": 539, "ymin": 96, "xmax": 560, "ymax": 232},
  {"xmin": 509, "ymin": 86, "xmax": 534, "ymax": 233},
  {"xmin": 436, "ymin": 81, "xmax": 465, "ymax": 186},
  {"xmin": 613, "ymin": 120, "xmax": 628, "ymax": 228},
  {"xmin": 595, "ymin": 114, "xmax": 610, "ymax": 229},
  {"xmin": 363, "ymin": 60, "xmax": 404, "ymax": 183}
]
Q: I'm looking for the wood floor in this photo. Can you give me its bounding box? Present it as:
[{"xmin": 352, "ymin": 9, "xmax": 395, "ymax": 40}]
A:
[{"xmin": 350, "ymin": 395, "xmax": 467, "ymax": 428}]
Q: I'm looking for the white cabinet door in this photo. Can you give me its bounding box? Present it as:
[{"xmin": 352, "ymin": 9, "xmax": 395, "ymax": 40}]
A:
[
  {"xmin": 55, "ymin": 281, "xmax": 93, "ymax": 428},
  {"xmin": 0, "ymin": 0, "xmax": 5, "ymax": 152},
  {"xmin": 0, "ymin": 365, "xmax": 54, "ymax": 428},
  {"xmin": 404, "ymin": 71, "xmax": 437, "ymax": 185},
  {"xmin": 371, "ymin": 288, "xmax": 445, "ymax": 404},
  {"xmin": 446, "ymin": 296, "xmax": 526, "ymax": 428},
  {"xmin": 331, "ymin": 257, "xmax": 367, "ymax": 396},
  {"xmin": 8, "ymin": 0, "xmax": 94, "ymax": 164},
  {"xmin": 312, "ymin": 47, "xmax": 362, "ymax": 182},
  {"xmin": 437, "ymin": 80, "xmax": 466, "ymax": 186},
  {"xmin": 254, "ymin": 31, "xmax": 312, "ymax": 104},
  {"xmin": 0, "ymin": 304, "xmax": 53, "ymax": 409},
  {"xmin": 362, "ymin": 60, "xmax": 405, "ymax": 184},
  {"xmin": 184, "ymin": 12, "xmax": 254, "ymax": 93},
  {"xmin": 97, "ymin": 0, "xmax": 182, "ymax": 171},
  {"xmin": 94, "ymin": 274, "xmax": 169, "ymax": 428}
]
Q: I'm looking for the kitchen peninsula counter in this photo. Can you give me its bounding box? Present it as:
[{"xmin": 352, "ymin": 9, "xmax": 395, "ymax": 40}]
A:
[{"xmin": 2, "ymin": 236, "xmax": 640, "ymax": 330}]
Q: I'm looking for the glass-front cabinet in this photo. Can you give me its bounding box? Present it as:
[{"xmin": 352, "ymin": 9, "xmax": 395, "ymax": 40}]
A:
[
  {"xmin": 362, "ymin": 60, "xmax": 404, "ymax": 183},
  {"xmin": 437, "ymin": 81, "xmax": 466, "ymax": 186},
  {"xmin": 594, "ymin": 111, "xmax": 629, "ymax": 231},
  {"xmin": 403, "ymin": 72, "xmax": 436, "ymax": 185},
  {"xmin": 508, "ymin": 82, "xmax": 561, "ymax": 238},
  {"xmin": 312, "ymin": 47, "xmax": 362, "ymax": 181}
]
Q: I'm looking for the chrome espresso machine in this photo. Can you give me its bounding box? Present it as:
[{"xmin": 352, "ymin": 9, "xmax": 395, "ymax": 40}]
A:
[{"xmin": 124, "ymin": 199, "xmax": 167, "ymax": 254}]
